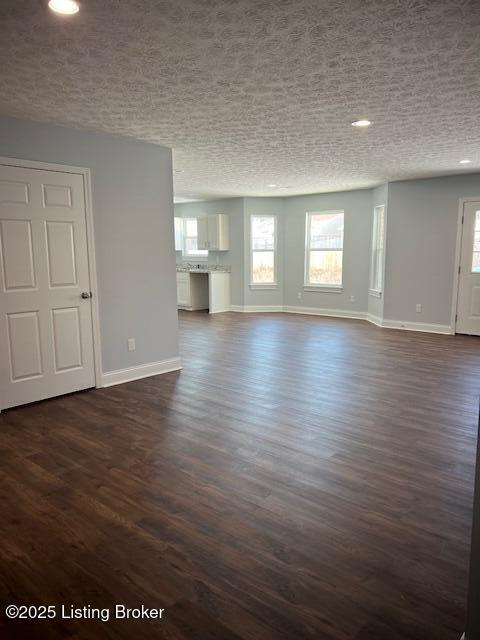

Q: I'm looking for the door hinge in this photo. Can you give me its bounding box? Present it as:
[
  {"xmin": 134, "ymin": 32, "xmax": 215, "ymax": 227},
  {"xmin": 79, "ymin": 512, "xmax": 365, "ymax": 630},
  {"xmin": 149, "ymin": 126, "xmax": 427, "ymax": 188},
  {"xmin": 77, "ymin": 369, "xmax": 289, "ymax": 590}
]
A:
[
  {"xmin": 455, "ymin": 314, "xmax": 458, "ymax": 322},
  {"xmin": 461, "ymin": 214, "xmax": 464, "ymax": 224},
  {"xmin": 458, "ymin": 265, "xmax": 461, "ymax": 274}
]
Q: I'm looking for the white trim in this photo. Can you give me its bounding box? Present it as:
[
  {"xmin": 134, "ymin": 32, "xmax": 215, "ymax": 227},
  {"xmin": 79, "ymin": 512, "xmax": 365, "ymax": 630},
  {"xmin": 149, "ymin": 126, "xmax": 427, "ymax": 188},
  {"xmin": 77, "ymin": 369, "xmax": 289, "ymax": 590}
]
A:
[
  {"xmin": 284, "ymin": 305, "xmax": 366, "ymax": 320},
  {"xmin": 0, "ymin": 156, "xmax": 103, "ymax": 389},
  {"xmin": 230, "ymin": 305, "xmax": 453, "ymax": 334},
  {"xmin": 230, "ymin": 305, "xmax": 284, "ymax": 313},
  {"xmin": 303, "ymin": 285, "xmax": 343, "ymax": 293},
  {"xmin": 375, "ymin": 317, "xmax": 453, "ymax": 334},
  {"xmin": 249, "ymin": 283, "xmax": 278, "ymax": 290},
  {"xmin": 366, "ymin": 313, "xmax": 384, "ymax": 326},
  {"xmin": 101, "ymin": 357, "xmax": 182, "ymax": 387},
  {"xmin": 451, "ymin": 197, "xmax": 480, "ymax": 333}
]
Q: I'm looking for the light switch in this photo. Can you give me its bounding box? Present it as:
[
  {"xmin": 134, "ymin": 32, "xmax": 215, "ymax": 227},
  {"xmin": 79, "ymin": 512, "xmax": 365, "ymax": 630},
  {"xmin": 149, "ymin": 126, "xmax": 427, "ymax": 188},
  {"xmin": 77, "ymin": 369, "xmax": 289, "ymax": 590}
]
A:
[{"xmin": 127, "ymin": 338, "xmax": 136, "ymax": 351}]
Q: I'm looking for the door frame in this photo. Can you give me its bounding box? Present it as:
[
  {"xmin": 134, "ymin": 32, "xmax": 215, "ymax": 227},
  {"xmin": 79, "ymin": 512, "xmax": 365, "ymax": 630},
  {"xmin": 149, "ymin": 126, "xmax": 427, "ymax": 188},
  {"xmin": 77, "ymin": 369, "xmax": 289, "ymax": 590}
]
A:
[
  {"xmin": 0, "ymin": 156, "xmax": 103, "ymax": 394},
  {"xmin": 451, "ymin": 196, "xmax": 480, "ymax": 334}
]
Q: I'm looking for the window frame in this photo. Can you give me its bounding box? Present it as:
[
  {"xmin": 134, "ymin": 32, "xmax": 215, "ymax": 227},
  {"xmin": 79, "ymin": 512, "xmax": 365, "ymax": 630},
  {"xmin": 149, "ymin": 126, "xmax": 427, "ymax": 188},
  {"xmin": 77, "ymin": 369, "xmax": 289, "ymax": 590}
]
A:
[
  {"xmin": 369, "ymin": 205, "xmax": 385, "ymax": 297},
  {"xmin": 304, "ymin": 210, "xmax": 344, "ymax": 291},
  {"xmin": 182, "ymin": 217, "xmax": 208, "ymax": 260},
  {"xmin": 249, "ymin": 214, "xmax": 278, "ymax": 289}
]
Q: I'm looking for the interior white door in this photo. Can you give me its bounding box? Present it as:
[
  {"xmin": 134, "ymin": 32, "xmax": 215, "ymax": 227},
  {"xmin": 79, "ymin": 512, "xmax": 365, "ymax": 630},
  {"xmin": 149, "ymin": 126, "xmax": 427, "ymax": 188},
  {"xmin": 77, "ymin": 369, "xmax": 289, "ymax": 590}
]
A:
[
  {"xmin": 457, "ymin": 201, "xmax": 480, "ymax": 335},
  {"xmin": 0, "ymin": 164, "xmax": 96, "ymax": 409}
]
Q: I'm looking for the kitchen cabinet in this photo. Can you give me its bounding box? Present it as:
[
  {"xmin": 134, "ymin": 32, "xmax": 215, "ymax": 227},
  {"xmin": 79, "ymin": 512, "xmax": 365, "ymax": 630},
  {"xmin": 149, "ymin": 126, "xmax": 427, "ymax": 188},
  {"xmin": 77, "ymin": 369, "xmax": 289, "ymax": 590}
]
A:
[
  {"xmin": 197, "ymin": 214, "xmax": 229, "ymax": 251},
  {"xmin": 176, "ymin": 270, "xmax": 230, "ymax": 313},
  {"xmin": 174, "ymin": 217, "xmax": 183, "ymax": 251},
  {"xmin": 176, "ymin": 272, "xmax": 209, "ymax": 310}
]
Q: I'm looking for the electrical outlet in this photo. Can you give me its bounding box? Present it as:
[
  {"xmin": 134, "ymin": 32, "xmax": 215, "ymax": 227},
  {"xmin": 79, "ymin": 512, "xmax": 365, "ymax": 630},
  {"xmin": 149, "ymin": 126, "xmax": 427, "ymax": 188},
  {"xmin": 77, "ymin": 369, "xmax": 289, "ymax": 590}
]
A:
[
  {"xmin": 297, "ymin": 292, "xmax": 302, "ymax": 300},
  {"xmin": 127, "ymin": 338, "xmax": 136, "ymax": 352},
  {"xmin": 350, "ymin": 295, "xmax": 355, "ymax": 302},
  {"xmin": 416, "ymin": 304, "xmax": 422, "ymax": 313}
]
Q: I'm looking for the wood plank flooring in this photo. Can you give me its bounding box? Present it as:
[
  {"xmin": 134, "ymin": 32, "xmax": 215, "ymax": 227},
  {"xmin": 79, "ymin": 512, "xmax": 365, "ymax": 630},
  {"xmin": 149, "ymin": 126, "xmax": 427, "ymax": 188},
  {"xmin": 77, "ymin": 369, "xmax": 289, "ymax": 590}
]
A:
[{"xmin": 0, "ymin": 311, "xmax": 479, "ymax": 640}]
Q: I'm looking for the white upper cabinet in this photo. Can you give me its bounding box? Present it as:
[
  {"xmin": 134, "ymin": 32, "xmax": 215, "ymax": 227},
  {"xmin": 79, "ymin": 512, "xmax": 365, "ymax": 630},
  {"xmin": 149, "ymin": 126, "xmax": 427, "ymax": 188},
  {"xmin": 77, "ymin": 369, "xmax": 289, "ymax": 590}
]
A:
[
  {"xmin": 197, "ymin": 217, "xmax": 209, "ymax": 250},
  {"xmin": 174, "ymin": 217, "xmax": 183, "ymax": 251},
  {"xmin": 197, "ymin": 214, "xmax": 229, "ymax": 251}
]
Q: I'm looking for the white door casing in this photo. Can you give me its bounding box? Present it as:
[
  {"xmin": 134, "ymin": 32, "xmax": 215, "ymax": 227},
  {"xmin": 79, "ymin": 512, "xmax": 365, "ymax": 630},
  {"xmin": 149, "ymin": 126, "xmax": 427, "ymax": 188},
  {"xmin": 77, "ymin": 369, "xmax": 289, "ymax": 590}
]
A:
[
  {"xmin": 456, "ymin": 200, "xmax": 480, "ymax": 335},
  {"xmin": 0, "ymin": 161, "xmax": 100, "ymax": 409}
]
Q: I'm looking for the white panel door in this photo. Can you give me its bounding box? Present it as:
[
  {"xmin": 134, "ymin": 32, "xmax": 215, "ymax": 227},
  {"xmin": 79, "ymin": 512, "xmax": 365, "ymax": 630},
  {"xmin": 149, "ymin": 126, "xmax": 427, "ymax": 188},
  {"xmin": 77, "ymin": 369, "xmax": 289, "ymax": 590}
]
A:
[
  {"xmin": 0, "ymin": 164, "xmax": 95, "ymax": 409},
  {"xmin": 457, "ymin": 201, "xmax": 480, "ymax": 335}
]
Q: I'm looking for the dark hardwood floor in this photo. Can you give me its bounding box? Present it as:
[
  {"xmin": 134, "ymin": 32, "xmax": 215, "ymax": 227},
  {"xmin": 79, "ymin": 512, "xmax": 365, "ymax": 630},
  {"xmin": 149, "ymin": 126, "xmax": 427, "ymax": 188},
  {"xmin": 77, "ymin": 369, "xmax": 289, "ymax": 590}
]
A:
[{"xmin": 1, "ymin": 311, "xmax": 479, "ymax": 640}]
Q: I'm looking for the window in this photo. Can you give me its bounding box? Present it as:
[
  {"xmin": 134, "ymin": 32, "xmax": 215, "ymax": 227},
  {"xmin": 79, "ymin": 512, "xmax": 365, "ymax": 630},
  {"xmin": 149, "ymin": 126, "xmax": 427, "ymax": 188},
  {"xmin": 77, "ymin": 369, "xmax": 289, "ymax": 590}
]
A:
[
  {"xmin": 305, "ymin": 211, "xmax": 344, "ymax": 287},
  {"xmin": 369, "ymin": 205, "xmax": 385, "ymax": 294},
  {"xmin": 183, "ymin": 218, "xmax": 208, "ymax": 258},
  {"xmin": 250, "ymin": 215, "xmax": 276, "ymax": 286},
  {"xmin": 472, "ymin": 210, "xmax": 480, "ymax": 273}
]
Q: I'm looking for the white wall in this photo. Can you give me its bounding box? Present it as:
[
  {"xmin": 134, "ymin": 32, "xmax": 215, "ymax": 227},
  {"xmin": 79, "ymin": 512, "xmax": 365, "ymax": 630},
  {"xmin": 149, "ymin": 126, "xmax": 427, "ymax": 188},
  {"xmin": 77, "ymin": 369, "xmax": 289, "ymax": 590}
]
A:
[
  {"xmin": 384, "ymin": 174, "xmax": 480, "ymax": 327},
  {"xmin": 283, "ymin": 189, "xmax": 372, "ymax": 314},
  {"xmin": 0, "ymin": 116, "xmax": 179, "ymax": 374}
]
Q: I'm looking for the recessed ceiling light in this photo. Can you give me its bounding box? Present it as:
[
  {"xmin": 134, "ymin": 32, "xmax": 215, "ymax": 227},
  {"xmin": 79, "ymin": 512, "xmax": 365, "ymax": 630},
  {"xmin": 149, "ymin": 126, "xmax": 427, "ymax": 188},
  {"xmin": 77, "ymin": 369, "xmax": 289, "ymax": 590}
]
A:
[
  {"xmin": 48, "ymin": 0, "xmax": 79, "ymax": 15},
  {"xmin": 459, "ymin": 159, "xmax": 472, "ymax": 164},
  {"xmin": 267, "ymin": 183, "xmax": 292, "ymax": 189},
  {"xmin": 351, "ymin": 119, "xmax": 372, "ymax": 128}
]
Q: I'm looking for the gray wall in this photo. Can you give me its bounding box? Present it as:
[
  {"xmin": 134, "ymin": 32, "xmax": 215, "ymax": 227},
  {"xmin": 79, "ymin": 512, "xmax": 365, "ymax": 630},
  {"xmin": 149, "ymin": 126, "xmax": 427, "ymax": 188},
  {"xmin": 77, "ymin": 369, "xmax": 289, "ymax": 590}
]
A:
[
  {"xmin": 368, "ymin": 183, "xmax": 388, "ymax": 320},
  {"xmin": 176, "ymin": 172, "xmax": 480, "ymax": 329},
  {"xmin": 384, "ymin": 174, "xmax": 480, "ymax": 326},
  {"xmin": 174, "ymin": 197, "xmax": 245, "ymax": 306},
  {"xmin": 0, "ymin": 116, "xmax": 178, "ymax": 373},
  {"xmin": 283, "ymin": 189, "xmax": 373, "ymax": 313}
]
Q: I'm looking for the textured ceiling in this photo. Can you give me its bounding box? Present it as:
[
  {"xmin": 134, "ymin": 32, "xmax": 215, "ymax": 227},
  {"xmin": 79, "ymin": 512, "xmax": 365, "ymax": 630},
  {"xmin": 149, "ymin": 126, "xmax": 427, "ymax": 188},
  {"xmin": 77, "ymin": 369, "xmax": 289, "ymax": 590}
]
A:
[{"xmin": 1, "ymin": 0, "xmax": 480, "ymax": 199}]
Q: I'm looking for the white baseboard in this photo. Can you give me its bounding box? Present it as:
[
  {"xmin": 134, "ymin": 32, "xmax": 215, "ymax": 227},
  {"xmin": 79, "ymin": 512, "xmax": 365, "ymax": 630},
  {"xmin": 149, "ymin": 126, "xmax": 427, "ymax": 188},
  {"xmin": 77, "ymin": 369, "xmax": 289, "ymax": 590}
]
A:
[
  {"xmin": 101, "ymin": 357, "xmax": 182, "ymax": 387},
  {"xmin": 379, "ymin": 318, "xmax": 453, "ymax": 335},
  {"xmin": 366, "ymin": 312, "xmax": 384, "ymax": 327},
  {"xmin": 230, "ymin": 305, "xmax": 284, "ymax": 313},
  {"xmin": 229, "ymin": 305, "xmax": 454, "ymax": 335},
  {"xmin": 284, "ymin": 305, "xmax": 367, "ymax": 320}
]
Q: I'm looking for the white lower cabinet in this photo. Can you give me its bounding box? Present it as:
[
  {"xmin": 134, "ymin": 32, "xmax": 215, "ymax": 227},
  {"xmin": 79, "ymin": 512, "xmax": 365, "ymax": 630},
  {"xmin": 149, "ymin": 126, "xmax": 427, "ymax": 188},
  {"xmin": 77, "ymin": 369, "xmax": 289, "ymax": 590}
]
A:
[
  {"xmin": 176, "ymin": 272, "xmax": 209, "ymax": 310},
  {"xmin": 176, "ymin": 272, "xmax": 191, "ymax": 307},
  {"xmin": 176, "ymin": 271, "xmax": 230, "ymax": 313}
]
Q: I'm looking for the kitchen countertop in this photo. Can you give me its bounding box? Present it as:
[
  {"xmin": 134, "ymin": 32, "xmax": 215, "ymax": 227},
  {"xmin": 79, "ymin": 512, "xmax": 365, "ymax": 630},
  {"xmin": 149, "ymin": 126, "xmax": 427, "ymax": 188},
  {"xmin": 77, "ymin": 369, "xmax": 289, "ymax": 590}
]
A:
[{"xmin": 176, "ymin": 263, "xmax": 231, "ymax": 273}]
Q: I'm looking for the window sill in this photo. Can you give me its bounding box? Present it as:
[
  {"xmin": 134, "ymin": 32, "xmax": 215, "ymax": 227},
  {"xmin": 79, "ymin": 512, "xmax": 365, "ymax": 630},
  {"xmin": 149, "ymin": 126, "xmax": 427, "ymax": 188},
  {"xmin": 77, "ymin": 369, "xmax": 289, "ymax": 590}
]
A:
[
  {"xmin": 249, "ymin": 283, "xmax": 278, "ymax": 290},
  {"xmin": 369, "ymin": 289, "xmax": 382, "ymax": 298},
  {"xmin": 303, "ymin": 285, "xmax": 343, "ymax": 293}
]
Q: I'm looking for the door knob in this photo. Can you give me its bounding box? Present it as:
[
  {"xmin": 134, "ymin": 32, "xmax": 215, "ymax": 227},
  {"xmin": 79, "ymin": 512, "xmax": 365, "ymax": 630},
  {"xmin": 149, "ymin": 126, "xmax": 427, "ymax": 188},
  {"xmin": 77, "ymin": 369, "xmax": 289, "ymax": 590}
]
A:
[{"xmin": 81, "ymin": 291, "xmax": 93, "ymax": 299}]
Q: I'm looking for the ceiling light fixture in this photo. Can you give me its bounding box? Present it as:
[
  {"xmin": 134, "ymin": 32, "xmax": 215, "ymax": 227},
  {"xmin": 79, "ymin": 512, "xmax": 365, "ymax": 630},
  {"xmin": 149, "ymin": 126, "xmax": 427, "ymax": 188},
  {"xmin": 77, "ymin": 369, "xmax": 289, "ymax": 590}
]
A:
[
  {"xmin": 351, "ymin": 119, "xmax": 372, "ymax": 128},
  {"xmin": 48, "ymin": 0, "xmax": 79, "ymax": 15},
  {"xmin": 459, "ymin": 159, "xmax": 472, "ymax": 164},
  {"xmin": 267, "ymin": 183, "xmax": 292, "ymax": 189}
]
